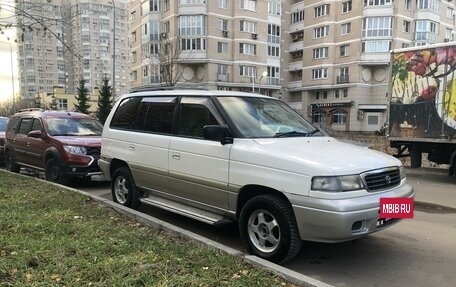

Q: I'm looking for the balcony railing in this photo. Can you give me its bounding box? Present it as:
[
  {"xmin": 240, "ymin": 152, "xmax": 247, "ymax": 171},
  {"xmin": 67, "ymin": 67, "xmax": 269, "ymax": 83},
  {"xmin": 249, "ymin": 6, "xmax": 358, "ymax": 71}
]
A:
[
  {"xmin": 217, "ymin": 74, "xmax": 230, "ymax": 82},
  {"xmin": 337, "ymin": 75, "xmax": 349, "ymax": 84}
]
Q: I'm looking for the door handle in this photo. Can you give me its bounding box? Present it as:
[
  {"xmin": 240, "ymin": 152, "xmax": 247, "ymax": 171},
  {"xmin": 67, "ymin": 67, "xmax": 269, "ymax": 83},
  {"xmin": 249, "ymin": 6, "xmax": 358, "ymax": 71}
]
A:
[
  {"xmin": 128, "ymin": 145, "xmax": 135, "ymax": 151},
  {"xmin": 172, "ymin": 152, "xmax": 180, "ymax": 160}
]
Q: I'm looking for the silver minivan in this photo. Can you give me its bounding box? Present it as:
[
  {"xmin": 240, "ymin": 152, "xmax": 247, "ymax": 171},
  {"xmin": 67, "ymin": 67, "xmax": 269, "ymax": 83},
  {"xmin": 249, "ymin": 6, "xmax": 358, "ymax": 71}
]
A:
[{"xmin": 99, "ymin": 90, "xmax": 414, "ymax": 263}]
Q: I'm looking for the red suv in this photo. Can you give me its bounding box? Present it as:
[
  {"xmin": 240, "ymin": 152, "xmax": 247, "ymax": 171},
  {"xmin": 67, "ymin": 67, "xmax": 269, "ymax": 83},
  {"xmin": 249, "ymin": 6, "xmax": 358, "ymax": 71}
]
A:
[{"xmin": 4, "ymin": 109, "xmax": 103, "ymax": 184}]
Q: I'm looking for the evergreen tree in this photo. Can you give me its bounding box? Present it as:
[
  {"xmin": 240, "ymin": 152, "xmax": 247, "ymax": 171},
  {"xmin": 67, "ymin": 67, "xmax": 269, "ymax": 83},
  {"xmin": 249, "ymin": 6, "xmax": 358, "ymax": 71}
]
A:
[
  {"xmin": 96, "ymin": 75, "xmax": 113, "ymax": 124},
  {"xmin": 75, "ymin": 79, "xmax": 91, "ymax": 114},
  {"xmin": 35, "ymin": 94, "xmax": 42, "ymax": 108},
  {"xmin": 49, "ymin": 94, "xmax": 57, "ymax": 110}
]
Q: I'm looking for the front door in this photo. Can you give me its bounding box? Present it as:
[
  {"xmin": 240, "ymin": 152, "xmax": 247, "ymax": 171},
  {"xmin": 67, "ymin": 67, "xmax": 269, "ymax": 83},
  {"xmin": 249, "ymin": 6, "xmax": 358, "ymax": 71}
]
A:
[{"xmin": 168, "ymin": 97, "xmax": 231, "ymax": 210}]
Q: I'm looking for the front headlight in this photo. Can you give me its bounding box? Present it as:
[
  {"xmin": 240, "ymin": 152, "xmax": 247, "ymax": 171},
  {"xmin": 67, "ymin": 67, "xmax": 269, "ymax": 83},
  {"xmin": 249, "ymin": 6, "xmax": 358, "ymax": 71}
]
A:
[
  {"xmin": 63, "ymin": 145, "xmax": 87, "ymax": 155},
  {"xmin": 311, "ymin": 175, "xmax": 363, "ymax": 192}
]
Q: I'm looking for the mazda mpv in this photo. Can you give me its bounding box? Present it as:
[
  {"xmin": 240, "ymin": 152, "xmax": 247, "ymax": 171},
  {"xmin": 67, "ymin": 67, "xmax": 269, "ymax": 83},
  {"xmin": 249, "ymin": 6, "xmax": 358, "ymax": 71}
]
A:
[{"xmin": 99, "ymin": 90, "xmax": 414, "ymax": 263}]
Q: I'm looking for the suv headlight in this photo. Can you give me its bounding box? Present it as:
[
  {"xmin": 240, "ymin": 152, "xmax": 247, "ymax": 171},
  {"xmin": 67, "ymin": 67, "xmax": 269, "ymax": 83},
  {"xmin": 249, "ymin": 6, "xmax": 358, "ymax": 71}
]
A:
[
  {"xmin": 311, "ymin": 175, "xmax": 363, "ymax": 192},
  {"xmin": 63, "ymin": 145, "xmax": 87, "ymax": 155}
]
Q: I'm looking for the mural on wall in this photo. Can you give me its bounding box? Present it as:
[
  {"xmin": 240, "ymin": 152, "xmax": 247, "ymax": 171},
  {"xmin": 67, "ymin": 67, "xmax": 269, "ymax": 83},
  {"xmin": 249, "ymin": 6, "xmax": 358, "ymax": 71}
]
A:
[{"xmin": 389, "ymin": 46, "xmax": 456, "ymax": 138}]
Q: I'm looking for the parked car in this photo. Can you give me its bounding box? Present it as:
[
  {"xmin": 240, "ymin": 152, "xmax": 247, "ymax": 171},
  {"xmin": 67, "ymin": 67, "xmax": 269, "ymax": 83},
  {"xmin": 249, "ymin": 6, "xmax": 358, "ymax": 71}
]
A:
[
  {"xmin": 99, "ymin": 90, "xmax": 414, "ymax": 263},
  {"xmin": 0, "ymin": 116, "xmax": 9, "ymax": 163},
  {"xmin": 4, "ymin": 109, "xmax": 103, "ymax": 184}
]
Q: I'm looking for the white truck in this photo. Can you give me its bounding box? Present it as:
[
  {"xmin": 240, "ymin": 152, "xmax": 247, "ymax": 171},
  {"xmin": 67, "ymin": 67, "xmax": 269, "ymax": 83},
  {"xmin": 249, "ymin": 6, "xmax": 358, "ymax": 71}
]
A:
[{"xmin": 388, "ymin": 43, "xmax": 456, "ymax": 177}]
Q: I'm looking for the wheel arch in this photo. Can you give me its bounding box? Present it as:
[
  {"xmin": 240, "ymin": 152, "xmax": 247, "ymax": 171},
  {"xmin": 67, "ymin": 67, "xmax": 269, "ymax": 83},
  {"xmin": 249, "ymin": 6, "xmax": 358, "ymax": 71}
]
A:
[
  {"xmin": 43, "ymin": 147, "xmax": 62, "ymax": 165},
  {"xmin": 110, "ymin": 158, "xmax": 130, "ymax": 176},
  {"xmin": 236, "ymin": 184, "xmax": 293, "ymax": 218}
]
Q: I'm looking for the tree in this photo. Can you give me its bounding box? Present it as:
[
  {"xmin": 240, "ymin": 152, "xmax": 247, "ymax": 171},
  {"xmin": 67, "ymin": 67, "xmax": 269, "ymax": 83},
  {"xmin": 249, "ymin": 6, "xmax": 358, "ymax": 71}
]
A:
[
  {"xmin": 156, "ymin": 36, "xmax": 186, "ymax": 87},
  {"xmin": 34, "ymin": 94, "xmax": 43, "ymax": 108},
  {"xmin": 75, "ymin": 79, "xmax": 90, "ymax": 114},
  {"xmin": 96, "ymin": 75, "xmax": 113, "ymax": 124},
  {"xmin": 49, "ymin": 94, "xmax": 57, "ymax": 110}
]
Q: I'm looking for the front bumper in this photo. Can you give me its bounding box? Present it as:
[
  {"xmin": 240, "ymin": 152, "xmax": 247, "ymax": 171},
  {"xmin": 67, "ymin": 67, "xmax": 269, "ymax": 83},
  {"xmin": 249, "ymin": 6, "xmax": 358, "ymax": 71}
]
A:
[{"xmin": 290, "ymin": 182, "xmax": 415, "ymax": 242}]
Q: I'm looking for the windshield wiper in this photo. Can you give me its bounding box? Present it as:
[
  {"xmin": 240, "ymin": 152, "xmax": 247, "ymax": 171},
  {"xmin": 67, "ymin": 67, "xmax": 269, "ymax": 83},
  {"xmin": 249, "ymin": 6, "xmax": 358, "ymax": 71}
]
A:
[
  {"xmin": 273, "ymin": 131, "xmax": 308, "ymax": 138},
  {"xmin": 306, "ymin": 128, "xmax": 320, "ymax": 137}
]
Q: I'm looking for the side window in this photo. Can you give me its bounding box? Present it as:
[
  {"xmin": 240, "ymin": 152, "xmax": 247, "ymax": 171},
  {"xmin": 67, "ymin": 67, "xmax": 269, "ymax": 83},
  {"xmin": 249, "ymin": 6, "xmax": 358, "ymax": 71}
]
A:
[
  {"xmin": 6, "ymin": 117, "xmax": 20, "ymax": 134},
  {"xmin": 31, "ymin": 118, "xmax": 43, "ymax": 131},
  {"xmin": 18, "ymin": 118, "xmax": 32, "ymax": 135},
  {"xmin": 135, "ymin": 97, "xmax": 176, "ymax": 134},
  {"xmin": 110, "ymin": 97, "xmax": 142, "ymax": 130},
  {"xmin": 177, "ymin": 97, "xmax": 220, "ymax": 138}
]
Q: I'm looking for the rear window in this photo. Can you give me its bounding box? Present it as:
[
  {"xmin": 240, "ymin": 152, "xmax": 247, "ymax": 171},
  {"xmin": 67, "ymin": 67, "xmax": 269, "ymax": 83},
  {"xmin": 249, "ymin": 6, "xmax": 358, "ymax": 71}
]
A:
[{"xmin": 110, "ymin": 97, "xmax": 142, "ymax": 130}]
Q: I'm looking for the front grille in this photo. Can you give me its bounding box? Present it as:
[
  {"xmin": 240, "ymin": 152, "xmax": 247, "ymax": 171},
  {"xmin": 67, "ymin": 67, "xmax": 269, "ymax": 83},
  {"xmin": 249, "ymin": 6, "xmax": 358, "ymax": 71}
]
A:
[
  {"xmin": 86, "ymin": 147, "xmax": 101, "ymax": 160},
  {"xmin": 361, "ymin": 167, "xmax": 401, "ymax": 192}
]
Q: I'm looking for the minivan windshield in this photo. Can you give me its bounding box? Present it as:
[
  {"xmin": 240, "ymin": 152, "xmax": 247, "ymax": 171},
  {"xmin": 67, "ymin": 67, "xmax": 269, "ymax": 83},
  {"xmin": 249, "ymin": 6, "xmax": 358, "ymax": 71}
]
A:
[
  {"xmin": 217, "ymin": 97, "xmax": 322, "ymax": 138},
  {"xmin": 46, "ymin": 117, "xmax": 103, "ymax": 136},
  {"xmin": 0, "ymin": 117, "xmax": 8, "ymax": 131}
]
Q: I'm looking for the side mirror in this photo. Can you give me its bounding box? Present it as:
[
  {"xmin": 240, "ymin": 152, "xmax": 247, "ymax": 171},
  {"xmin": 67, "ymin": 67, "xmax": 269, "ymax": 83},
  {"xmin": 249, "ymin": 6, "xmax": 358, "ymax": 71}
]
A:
[
  {"xmin": 28, "ymin": 130, "xmax": 43, "ymax": 139},
  {"xmin": 203, "ymin": 125, "xmax": 233, "ymax": 145}
]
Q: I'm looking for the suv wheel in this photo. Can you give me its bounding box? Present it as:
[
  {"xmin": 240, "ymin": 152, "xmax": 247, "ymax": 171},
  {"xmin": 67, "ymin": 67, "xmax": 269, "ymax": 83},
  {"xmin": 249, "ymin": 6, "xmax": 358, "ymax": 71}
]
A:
[
  {"xmin": 5, "ymin": 151, "xmax": 20, "ymax": 173},
  {"xmin": 111, "ymin": 166, "xmax": 141, "ymax": 209},
  {"xmin": 45, "ymin": 158, "xmax": 69, "ymax": 185},
  {"xmin": 239, "ymin": 194, "xmax": 302, "ymax": 264}
]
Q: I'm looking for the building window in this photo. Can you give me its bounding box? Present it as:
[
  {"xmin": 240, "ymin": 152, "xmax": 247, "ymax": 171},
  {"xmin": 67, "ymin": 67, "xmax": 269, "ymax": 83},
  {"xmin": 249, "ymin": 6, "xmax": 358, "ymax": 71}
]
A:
[
  {"xmin": 218, "ymin": 19, "xmax": 228, "ymax": 31},
  {"xmin": 448, "ymin": 8, "xmax": 455, "ymax": 19},
  {"xmin": 240, "ymin": 0, "xmax": 257, "ymax": 12},
  {"xmin": 405, "ymin": 0, "xmax": 411, "ymax": 10},
  {"xmin": 313, "ymin": 110, "xmax": 326, "ymax": 123},
  {"xmin": 315, "ymin": 91, "xmax": 328, "ymax": 100},
  {"xmin": 131, "ymin": 51, "xmax": 137, "ymax": 63},
  {"xmin": 364, "ymin": 0, "xmax": 392, "ymax": 6},
  {"xmin": 340, "ymin": 45, "xmax": 349, "ymax": 56},
  {"xmin": 313, "ymin": 47, "xmax": 329, "ymax": 59},
  {"xmin": 312, "ymin": 68, "xmax": 328, "ymax": 79},
  {"xmin": 362, "ymin": 17, "xmax": 393, "ymax": 37},
  {"xmin": 180, "ymin": 0, "xmax": 204, "ymax": 4},
  {"xmin": 268, "ymin": 1, "xmax": 281, "ymax": 15},
  {"xmin": 163, "ymin": 0, "xmax": 170, "ymax": 11},
  {"xmin": 240, "ymin": 20, "xmax": 256, "ymax": 33},
  {"xmin": 143, "ymin": 65, "xmax": 149, "ymax": 77},
  {"xmin": 131, "ymin": 31, "xmax": 136, "ymax": 42},
  {"xmin": 332, "ymin": 111, "xmax": 347, "ymax": 124},
  {"xmin": 368, "ymin": 115, "xmax": 379, "ymax": 125},
  {"xmin": 415, "ymin": 20, "xmax": 439, "ymax": 43},
  {"xmin": 362, "ymin": 40, "xmax": 391, "ymax": 52},
  {"xmin": 314, "ymin": 4, "xmax": 330, "ymax": 18},
  {"xmin": 132, "ymin": 70, "xmax": 137, "ymax": 81},
  {"xmin": 416, "ymin": 0, "xmax": 439, "ymax": 12},
  {"xmin": 57, "ymin": 99, "xmax": 68, "ymax": 110},
  {"xmin": 217, "ymin": 42, "xmax": 228, "ymax": 53},
  {"xmin": 341, "ymin": 23, "xmax": 351, "ymax": 35},
  {"xmin": 291, "ymin": 10, "xmax": 304, "ymax": 23},
  {"xmin": 181, "ymin": 38, "xmax": 206, "ymax": 50},
  {"xmin": 342, "ymin": 1, "xmax": 352, "ymax": 13},
  {"xmin": 130, "ymin": 11, "xmax": 136, "ymax": 23},
  {"xmin": 403, "ymin": 20, "xmax": 410, "ymax": 33},
  {"xmin": 314, "ymin": 26, "xmax": 329, "ymax": 38},
  {"xmin": 218, "ymin": 0, "xmax": 227, "ymax": 9},
  {"xmin": 240, "ymin": 43, "xmax": 256, "ymax": 55},
  {"xmin": 240, "ymin": 65, "xmax": 256, "ymax": 77},
  {"xmin": 268, "ymin": 24, "xmax": 280, "ymax": 44},
  {"xmin": 268, "ymin": 46, "xmax": 280, "ymax": 57},
  {"xmin": 267, "ymin": 66, "xmax": 280, "ymax": 85},
  {"xmin": 179, "ymin": 15, "xmax": 206, "ymax": 35}
]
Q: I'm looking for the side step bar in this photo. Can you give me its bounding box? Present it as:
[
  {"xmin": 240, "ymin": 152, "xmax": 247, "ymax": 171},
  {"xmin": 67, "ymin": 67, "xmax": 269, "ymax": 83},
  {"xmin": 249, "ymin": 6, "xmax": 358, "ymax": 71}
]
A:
[{"xmin": 141, "ymin": 195, "xmax": 232, "ymax": 227}]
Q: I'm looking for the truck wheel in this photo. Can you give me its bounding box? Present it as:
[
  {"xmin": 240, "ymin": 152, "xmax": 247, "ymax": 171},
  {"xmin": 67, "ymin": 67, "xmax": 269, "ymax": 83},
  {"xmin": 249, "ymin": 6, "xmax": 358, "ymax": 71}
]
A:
[
  {"xmin": 45, "ymin": 158, "xmax": 69, "ymax": 185},
  {"xmin": 5, "ymin": 151, "xmax": 20, "ymax": 173},
  {"xmin": 239, "ymin": 194, "xmax": 302, "ymax": 264},
  {"xmin": 111, "ymin": 166, "xmax": 141, "ymax": 209},
  {"xmin": 410, "ymin": 144, "xmax": 422, "ymax": 168}
]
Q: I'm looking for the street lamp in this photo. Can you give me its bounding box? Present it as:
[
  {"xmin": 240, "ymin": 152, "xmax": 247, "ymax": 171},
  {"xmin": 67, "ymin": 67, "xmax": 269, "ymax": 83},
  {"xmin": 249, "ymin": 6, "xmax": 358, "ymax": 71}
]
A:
[
  {"xmin": 0, "ymin": 40, "xmax": 16, "ymax": 114},
  {"xmin": 111, "ymin": 0, "xmax": 116, "ymax": 104}
]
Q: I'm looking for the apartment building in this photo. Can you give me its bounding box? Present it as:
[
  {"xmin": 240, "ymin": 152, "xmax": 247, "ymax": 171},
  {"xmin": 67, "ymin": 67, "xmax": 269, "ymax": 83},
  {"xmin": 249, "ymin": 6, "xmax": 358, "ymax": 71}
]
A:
[
  {"xmin": 285, "ymin": 0, "xmax": 456, "ymax": 132},
  {"xmin": 129, "ymin": 0, "xmax": 283, "ymax": 97},
  {"xmin": 130, "ymin": 0, "xmax": 456, "ymax": 132},
  {"xmin": 16, "ymin": 0, "xmax": 130, "ymax": 107}
]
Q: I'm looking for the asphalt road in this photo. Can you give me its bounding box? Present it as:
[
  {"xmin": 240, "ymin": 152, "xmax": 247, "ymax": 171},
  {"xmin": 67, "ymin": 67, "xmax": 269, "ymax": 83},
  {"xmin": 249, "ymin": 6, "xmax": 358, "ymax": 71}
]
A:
[{"xmin": 22, "ymin": 167, "xmax": 456, "ymax": 287}]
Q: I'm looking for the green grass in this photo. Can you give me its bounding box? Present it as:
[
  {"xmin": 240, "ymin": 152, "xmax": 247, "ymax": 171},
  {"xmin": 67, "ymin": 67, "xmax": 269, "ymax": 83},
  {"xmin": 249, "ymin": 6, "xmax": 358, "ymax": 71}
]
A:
[{"xmin": 0, "ymin": 172, "xmax": 295, "ymax": 287}]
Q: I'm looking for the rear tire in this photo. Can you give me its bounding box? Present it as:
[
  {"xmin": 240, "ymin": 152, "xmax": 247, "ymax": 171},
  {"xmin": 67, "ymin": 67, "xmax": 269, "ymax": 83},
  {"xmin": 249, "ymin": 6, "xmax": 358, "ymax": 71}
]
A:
[
  {"xmin": 239, "ymin": 194, "xmax": 302, "ymax": 264},
  {"xmin": 5, "ymin": 151, "xmax": 20, "ymax": 173},
  {"xmin": 111, "ymin": 166, "xmax": 142, "ymax": 209}
]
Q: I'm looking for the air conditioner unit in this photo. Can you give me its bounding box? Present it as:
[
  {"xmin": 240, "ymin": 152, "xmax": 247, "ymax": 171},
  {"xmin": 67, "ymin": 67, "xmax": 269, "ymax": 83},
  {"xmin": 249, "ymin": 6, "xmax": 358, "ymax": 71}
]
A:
[
  {"xmin": 222, "ymin": 30, "xmax": 229, "ymax": 37},
  {"xmin": 161, "ymin": 32, "xmax": 168, "ymax": 39},
  {"xmin": 251, "ymin": 33, "xmax": 258, "ymax": 40},
  {"xmin": 444, "ymin": 38, "xmax": 450, "ymax": 42}
]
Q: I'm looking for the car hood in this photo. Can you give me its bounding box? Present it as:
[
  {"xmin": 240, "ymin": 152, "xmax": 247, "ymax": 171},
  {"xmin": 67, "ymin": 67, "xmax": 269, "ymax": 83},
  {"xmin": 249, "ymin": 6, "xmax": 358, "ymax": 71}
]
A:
[
  {"xmin": 0, "ymin": 131, "xmax": 5, "ymax": 138},
  {"xmin": 53, "ymin": 136, "xmax": 101, "ymax": 147},
  {"xmin": 231, "ymin": 137, "xmax": 401, "ymax": 176}
]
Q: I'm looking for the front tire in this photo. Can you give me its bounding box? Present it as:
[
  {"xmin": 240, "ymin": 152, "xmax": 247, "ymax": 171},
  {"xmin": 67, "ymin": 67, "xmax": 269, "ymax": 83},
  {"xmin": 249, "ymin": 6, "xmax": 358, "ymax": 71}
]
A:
[
  {"xmin": 239, "ymin": 194, "xmax": 302, "ymax": 264},
  {"xmin": 5, "ymin": 151, "xmax": 20, "ymax": 173},
  {"xmin": 111, "ymin": 166, "xmax": 141, "ymax": 209},
  {"xmin": 45, "ymin": 158, "xmax": 69, "ymax": 185}
]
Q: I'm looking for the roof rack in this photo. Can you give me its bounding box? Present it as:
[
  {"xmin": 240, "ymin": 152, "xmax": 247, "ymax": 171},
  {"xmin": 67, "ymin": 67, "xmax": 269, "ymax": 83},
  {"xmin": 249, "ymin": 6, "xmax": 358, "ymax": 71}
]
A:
[
  {"xmin": 129, "ymin": 85, "xmax": 209, "ymax": 93},
  {"xmin": 18, "ymin": 108, "xmax": 45, "ymax": 112}
]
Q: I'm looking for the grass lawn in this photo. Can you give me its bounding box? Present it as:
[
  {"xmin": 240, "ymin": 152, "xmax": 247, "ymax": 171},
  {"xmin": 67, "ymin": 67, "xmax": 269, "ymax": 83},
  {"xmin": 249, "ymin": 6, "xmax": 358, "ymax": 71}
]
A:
[{"xmin": 0, "ymin": 171, "xmax": 295, "ymax": 287}]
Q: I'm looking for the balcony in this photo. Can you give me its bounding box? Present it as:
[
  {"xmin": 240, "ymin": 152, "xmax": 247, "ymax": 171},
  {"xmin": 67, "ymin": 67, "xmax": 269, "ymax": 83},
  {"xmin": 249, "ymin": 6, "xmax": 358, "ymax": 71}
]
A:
[
  {"xmin": 289, "ymin": 60, "xmax": 303, "ymax": 71},
  {"xmin": 337, "ymin": 75, "xmax": 349, "ymax": 84}
]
